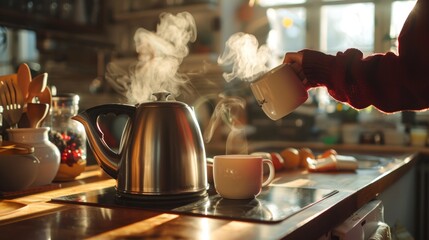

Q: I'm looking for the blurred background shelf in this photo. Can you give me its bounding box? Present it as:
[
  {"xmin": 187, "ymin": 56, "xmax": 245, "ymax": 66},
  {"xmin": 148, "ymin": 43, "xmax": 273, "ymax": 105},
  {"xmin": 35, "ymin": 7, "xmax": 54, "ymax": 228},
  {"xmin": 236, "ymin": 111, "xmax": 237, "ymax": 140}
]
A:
[{"xmin": 113, "ymin": 3, "xmax": 219, "ymax": 22}]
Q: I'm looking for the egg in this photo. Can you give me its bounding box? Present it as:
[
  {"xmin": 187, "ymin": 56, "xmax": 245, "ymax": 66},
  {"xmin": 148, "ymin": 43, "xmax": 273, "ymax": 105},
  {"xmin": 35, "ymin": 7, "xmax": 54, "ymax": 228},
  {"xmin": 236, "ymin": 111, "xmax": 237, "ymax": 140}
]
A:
[
  {"xmin": 280, "ymin": 147, "xmax": 300, "ymax": 170},
  {"xmin": 298, "ymin": 147, "xmax": 315, "ymax": 168},
  {"xmin": 270, "ymin": 152, "xmax": 285, "ymax": 171}
]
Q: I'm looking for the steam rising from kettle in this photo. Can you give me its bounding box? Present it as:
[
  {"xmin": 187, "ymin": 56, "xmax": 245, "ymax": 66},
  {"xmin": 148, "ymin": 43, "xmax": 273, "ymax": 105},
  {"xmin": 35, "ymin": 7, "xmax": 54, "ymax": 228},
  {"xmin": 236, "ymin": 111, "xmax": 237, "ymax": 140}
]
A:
[
  {"xmin": 204, "ymin": 94, "xmax": 248, "ymax": 154},
  {"xmin": 106, "ymin": 12, "xmax": 197, "ymax": 104}
]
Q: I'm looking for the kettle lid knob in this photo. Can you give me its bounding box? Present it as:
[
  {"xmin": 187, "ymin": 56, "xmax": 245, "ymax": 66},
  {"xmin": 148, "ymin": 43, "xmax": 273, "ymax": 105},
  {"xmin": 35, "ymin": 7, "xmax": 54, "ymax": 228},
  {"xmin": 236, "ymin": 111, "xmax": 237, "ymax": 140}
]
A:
[{"xmin": 152, "ymin": 92, "xmax": 173, "ymax": 101}]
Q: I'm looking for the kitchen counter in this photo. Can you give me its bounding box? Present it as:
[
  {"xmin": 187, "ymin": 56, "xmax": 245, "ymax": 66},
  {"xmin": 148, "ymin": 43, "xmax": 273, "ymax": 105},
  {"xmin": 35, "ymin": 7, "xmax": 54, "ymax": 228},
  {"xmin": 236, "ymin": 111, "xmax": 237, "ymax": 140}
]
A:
[
  {"xmin": 206, "ymin": 140, "xmax": 429, "ymax": 156},
  {"xmin": 0, "ymin": 152, "xmax": 419, "ymax": 239}
]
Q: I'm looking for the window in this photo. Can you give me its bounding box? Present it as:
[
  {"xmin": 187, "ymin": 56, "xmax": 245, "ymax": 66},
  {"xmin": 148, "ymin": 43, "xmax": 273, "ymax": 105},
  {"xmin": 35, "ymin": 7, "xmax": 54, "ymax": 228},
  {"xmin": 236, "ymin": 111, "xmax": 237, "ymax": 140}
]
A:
[
  {"xmin": 262, "ymin": 0, "xmax": 416, "ymax": 55},
  {"xmin": 266, "ymin": 7, "xmax": 306, "ymax": 56},
  {"xmin": 390, "ymin": 1, "xmax": 417, "ymax": 52},
  {"xmin": 321, "ymin": 3, "xmax": 374, "ymax": 54}
]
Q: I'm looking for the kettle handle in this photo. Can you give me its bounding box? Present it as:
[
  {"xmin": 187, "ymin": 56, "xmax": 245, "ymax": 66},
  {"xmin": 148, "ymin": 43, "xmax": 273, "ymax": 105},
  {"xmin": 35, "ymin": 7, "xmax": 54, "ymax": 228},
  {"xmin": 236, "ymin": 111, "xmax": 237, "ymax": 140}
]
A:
[
  {"xmin": 73, "ymin": 103, "xmax": 136, "ymax": 179},
  {"xmin": 85, "ymin": 104, "xmax": 136, "ymax": 136}
]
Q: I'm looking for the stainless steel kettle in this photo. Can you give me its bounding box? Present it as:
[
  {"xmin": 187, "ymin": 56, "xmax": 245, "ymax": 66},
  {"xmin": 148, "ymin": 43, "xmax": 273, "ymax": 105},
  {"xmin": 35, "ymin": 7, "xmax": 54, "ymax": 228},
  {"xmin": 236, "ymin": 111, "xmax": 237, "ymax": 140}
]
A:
[{"xmin": 72, "ymin": 92, "xmax": 208, "ymax": 200}]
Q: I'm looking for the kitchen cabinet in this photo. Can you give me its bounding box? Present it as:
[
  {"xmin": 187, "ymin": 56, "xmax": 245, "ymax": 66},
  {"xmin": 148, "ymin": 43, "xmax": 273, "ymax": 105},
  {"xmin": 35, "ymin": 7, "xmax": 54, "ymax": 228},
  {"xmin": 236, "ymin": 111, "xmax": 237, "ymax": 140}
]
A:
[{"xmin": 0, "ymin": 0, "xmax": 106, "ymax": 34}]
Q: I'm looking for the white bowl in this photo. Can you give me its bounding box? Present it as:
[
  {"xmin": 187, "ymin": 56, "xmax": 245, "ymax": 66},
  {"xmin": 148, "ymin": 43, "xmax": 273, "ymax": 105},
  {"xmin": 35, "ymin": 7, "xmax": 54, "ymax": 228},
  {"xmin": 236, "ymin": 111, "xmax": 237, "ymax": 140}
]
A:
[{"xmin": 0, "ymin": 154, "xmax": 40, "ymax": 192}]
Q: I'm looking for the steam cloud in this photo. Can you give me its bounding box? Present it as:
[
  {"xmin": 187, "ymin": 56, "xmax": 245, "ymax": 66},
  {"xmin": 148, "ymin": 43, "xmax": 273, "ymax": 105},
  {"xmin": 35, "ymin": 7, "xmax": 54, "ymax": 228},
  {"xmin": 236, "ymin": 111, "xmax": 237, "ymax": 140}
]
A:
[
  {"xmin": 106, "ymin": 12, "xmax": 196, "ymax": 103},
  {"xmin": 218, "ymin": 32, "xmax": 271, "ymax": 82},
  {"xmin": 203, "ymin": 94, "xmax": 248, "ymax": 154}
]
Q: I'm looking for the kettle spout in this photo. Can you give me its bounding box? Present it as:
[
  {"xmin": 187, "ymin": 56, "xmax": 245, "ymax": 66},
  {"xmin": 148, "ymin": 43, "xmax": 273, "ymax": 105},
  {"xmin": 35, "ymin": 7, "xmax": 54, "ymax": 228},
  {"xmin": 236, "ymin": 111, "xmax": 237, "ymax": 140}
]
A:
[{"xmin": 72, "ymin": 104, "xmax": 136, "ymax": 179}]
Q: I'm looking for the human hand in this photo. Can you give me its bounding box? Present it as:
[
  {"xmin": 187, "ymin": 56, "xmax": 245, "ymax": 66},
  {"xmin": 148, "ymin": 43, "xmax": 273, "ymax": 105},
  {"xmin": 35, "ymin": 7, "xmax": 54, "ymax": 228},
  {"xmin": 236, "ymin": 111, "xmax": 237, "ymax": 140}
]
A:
[
  {"xmin": 283, "ymin": 52, "xmax": 306, "ymax": 83},
  {"xmin": 283, "ymin": 52, "xmax": 303, "ymax": 65}
]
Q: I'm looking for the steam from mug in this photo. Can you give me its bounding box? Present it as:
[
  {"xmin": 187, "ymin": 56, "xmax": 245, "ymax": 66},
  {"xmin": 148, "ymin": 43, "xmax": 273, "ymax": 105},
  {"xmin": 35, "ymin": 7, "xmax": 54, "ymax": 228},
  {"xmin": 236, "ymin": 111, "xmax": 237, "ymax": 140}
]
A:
[{"xmin": 250, "ymin": 63, "xmax": 308, "ymax": 120}]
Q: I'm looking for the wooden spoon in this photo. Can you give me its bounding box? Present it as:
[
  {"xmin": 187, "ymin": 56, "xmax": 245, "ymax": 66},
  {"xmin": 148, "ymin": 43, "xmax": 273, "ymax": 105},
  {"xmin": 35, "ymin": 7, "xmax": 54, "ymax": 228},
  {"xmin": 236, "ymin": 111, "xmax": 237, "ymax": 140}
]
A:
[
  {"xmin": 26, "ymin": 103, "xmax": 49, "ymax": 128},
  {"xmin": 36, "ymin": 86, "xmax": 52, "ymax": 106},
  {"xmin": 35, "ymin": 86, "xmax": 52, "ymax": 125},
  {"xmin": 26, "ymin": 73, "xmax": 48, "ymax": 103},
  {"xmin": 19, "ymin": 86, "xmax": 52, "ymax": 128},
  {"xmin": 17, "ymin": 63, "xmax": 31, "ymax": 100}
]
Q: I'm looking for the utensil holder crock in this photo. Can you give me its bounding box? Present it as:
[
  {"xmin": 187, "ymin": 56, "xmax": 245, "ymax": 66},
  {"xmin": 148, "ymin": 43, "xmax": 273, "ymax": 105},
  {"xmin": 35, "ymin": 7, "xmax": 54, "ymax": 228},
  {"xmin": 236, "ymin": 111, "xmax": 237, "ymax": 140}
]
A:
[{"xmin": 7, "ymin": 127, "xmax": 60, "ymax": 186}]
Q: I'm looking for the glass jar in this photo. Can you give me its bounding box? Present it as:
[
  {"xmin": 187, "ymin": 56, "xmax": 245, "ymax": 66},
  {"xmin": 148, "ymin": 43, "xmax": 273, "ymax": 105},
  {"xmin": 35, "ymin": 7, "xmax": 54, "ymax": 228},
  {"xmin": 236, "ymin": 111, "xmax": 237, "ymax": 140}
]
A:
[{"xmin": 48, "ymin": 93, "xmax": 87, "ymax": 181}]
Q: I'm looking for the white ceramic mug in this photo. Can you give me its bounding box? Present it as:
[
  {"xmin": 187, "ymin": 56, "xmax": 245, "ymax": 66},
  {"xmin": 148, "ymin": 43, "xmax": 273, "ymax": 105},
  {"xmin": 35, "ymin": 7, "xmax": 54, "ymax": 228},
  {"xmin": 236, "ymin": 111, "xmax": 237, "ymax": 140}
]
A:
[
  {"xmin": 213, "ymin": 154, "xmax": 275, "ymax": 199},
  {"xmin": 250, "ymin": 63, "xmax": 308, "ymax": 120}
]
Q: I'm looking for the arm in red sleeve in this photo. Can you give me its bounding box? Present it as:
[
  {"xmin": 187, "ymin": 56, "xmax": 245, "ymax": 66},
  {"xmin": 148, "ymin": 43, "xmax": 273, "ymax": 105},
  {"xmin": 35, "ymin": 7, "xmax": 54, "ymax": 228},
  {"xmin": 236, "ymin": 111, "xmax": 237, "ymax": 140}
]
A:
[{"xmin": 301, "ymin": 0, "xmax": 429, "ymax": 113}]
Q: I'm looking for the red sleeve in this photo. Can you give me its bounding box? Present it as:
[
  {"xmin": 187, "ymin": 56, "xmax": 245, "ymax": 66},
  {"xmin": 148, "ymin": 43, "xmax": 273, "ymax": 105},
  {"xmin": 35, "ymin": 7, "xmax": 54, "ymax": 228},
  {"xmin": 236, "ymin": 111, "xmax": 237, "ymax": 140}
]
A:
[{"xmin": 301, "ymin": 0, "xmax": 429, "ymax": 113}]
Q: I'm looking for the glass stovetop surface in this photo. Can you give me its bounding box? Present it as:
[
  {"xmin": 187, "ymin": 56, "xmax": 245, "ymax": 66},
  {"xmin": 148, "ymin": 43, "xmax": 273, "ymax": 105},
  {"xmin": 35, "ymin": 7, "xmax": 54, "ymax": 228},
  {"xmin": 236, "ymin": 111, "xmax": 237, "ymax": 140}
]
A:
[{"xmin": 52, "ymin": 186, "xmax": 338, "ymax": 223}]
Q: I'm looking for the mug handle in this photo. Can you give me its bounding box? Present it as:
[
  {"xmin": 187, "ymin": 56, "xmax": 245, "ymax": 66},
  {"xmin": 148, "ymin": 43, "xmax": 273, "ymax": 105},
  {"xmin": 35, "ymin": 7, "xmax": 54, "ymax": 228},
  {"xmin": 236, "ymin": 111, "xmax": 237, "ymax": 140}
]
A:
[{"xmin": 262, "ymin": 159, "xmax": 275, "ymax": 187}]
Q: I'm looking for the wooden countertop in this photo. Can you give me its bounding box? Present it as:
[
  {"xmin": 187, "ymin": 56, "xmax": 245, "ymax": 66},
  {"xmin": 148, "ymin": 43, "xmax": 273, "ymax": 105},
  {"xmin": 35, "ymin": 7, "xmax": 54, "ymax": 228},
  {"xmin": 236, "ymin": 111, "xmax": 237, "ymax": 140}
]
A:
[{"xmin": 0, "ymin": 152, "xmax": 418, "ymax": 240}]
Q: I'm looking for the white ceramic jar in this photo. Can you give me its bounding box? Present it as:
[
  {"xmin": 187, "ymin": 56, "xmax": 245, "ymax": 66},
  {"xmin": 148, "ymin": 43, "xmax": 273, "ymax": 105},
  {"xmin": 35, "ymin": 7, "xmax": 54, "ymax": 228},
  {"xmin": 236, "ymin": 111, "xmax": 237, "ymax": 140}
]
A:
[{"xmin": 7, "ymin": 127, "xmax": 61, "ymax": 186}]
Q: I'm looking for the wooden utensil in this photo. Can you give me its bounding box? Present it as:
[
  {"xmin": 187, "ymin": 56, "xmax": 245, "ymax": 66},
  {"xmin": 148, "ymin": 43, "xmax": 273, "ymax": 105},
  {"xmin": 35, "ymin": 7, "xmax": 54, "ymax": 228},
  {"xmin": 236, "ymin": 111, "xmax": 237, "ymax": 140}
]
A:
[
  {"xmin": 36, "ymin": 86, "xmax": 52, "ymax": 105},
  {"xmin": 0, "ymin": 79, "xmax": 24, "ymax": 128},
  {"xmin": 17, "ymin": 112, "xmax": 29, "ymax": 128},
  {"xmin": 18, "ymin": 86, "xmax": 52, "ymax": 128},
  {"xmin": 9, "ymin": 79, "xmax": 25, "ymax": 126},
  {"xmin": 26, "ymin": 73, "xmax": 48, "ymax": 103},
  {"xmin": 26, "ymin": 103, "xmax": 49, "ymax": 128},
  {"xmin": 0, "ymin": 74, "xmax": 17, "ymax": 84},
  {"xmin": 17, "ymin": 63, "xmax": 31, "ymax": 100},
  {"xmin": 34, "ymin": 86, "xmax": 52, "ymax": 125}
]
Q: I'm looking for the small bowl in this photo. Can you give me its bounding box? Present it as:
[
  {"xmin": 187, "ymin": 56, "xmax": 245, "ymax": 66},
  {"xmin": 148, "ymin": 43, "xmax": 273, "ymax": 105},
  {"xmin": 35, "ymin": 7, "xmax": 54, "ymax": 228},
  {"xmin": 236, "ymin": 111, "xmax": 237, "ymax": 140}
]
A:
[{"xmin": 0, "ymin": 154, "xmax": 40, "ymax": 192}]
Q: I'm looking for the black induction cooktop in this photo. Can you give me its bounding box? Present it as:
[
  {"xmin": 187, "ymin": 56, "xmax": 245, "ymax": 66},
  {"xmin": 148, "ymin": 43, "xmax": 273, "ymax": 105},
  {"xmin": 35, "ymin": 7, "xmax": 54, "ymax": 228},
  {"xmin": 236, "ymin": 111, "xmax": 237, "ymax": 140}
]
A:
[{"xmin": 52, "ymin": 185, "xmax": 337, "ymax": 223}]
